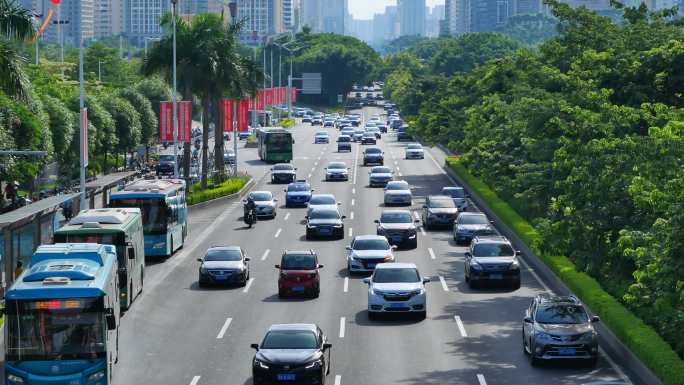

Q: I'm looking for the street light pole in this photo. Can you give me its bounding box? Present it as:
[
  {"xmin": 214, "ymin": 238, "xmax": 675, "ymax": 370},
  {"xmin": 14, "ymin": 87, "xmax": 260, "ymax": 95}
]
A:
[
  {"xmin": 78, "ymin": 3, "xmax": 85, "ymax": 210},
  {"xmin": 171, "ymin": 0, "xmax": 179, "ymax": 179},
  {"xmin": 97, "ymin": 60, "xmax": 105, "ymax": 82}
]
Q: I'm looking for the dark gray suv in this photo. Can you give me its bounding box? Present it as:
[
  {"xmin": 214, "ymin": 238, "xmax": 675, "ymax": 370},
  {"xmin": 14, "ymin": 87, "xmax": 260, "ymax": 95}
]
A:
[
  {"xmin": 523, "ymin": 294, "xmax": 600, "ymax": 367},
  {"xmin": 464, "ymin": 235, "xmax": 521, "ymax": 288}
]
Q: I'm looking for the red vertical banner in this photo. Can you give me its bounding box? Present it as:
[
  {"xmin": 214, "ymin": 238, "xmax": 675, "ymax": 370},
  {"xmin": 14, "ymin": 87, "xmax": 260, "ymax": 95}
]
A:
[
  {"xmin": 221, "ymin": 98, "xmax": 234, "ymax": 132},
  {"xmin": 177, "ymin": 101, "xmax": 192, "ymax": 142},
  {"xmin": 237, "ymin": 99, "xmax": 250, "ymax": 132},
  {"xmin": 291, "ymin": 88, "xmax": 297, "ymax": 103},
  {"xmin": 280, "ymin": 87, "xmax": 286, "ymax": 104},
  {"xmin": 257, "ymin": 90, "xmax": 265, "ymax": 110},
  {"xmin": 159, "ymin": 101, "xmax": 173, "ymax": 142}
]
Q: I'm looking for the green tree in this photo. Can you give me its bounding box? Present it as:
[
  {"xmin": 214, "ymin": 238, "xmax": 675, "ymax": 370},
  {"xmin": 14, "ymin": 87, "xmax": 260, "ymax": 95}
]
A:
[
  {"xmin": 42, "ymin": 94, "xmax": 75, "ymax": 165},
  {"xmin": 430, "ymin": 32, "xmax": 522, "ymax": 76},
  {"xmin": 101, "ymin": 96, "xmax": 141, "ymax": 166},
  {"xmin": 0, "ymin": 0, "xmax": 34, "ymax": 99},
  {"xmin": 118, "ymin": 87, "xmax": 157, "ymax": 153},
  {"xmin": 136, "ymin": 76, "xmax": 172, "ymax": 122},
  {"xmin": 495, "ymin": 13, "xmax": 558, "ymax": 45}
]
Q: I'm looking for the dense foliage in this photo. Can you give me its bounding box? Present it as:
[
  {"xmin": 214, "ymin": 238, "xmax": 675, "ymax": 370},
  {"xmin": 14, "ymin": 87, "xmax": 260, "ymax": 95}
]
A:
[{"xmin": 386, "ymin": 0, "xmax": 684, "ymax": 362}]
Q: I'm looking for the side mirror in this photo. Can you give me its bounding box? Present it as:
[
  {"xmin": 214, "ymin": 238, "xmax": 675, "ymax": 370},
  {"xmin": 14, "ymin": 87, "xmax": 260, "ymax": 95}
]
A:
[
  {"xmin": 244, "ymin": 257, "xmax": 251, "ymax": 262},
  {"xmin": 516, "ymin": 250, "xmax": 522, "ymax": 256},
  {"xmin": 464, "ymin": 252, "xmax": 471, "ymax": 258},
  {"xmin": 422, "ymin": 205, "xmax": 427, "ymax": 208},
  {"xmin": 283, "ymin": 189, "xmax": 287, "ymax": 192},
  {"xmin": 242, "ymin": 199, "xmax": 247, "ymax": 203},
  {"xmin": 323, "ymin": 343, "xmax": 332, "ymax": 350},
  {"xmin": 414, "ymin": 219, "xmax": 420, "ymax": 223},
  {"xmin": 592, "ymin": 316, "xmax": 600, "ymax": 323},
  {"xmin": 490, "ymin": 220, "xmax": 495, "ymax": 224},
  {"xmin": 105, "ymin": 308, "xmax": 116, "ymax": 330},
  {"xmin": 294, "ymin": 168, "xmax": 298, "ymax": 170},
  {"xmin": 197, "ymin": 258, "xmax": 203, "ymax": 262},
  {"xmin": 250, "ymin": 343, "xmax": 259, "ymax": 351},
  {"xmin": 274, "ymin": 199, "xmax": 278, "ymax": 202},
  {"xmin": 304, "ymin": 215, "xmax": 309, "ymax": 219},
  {"xmin": 362, "ymin": 277, "xmax": 371, "ymax": 284},
  {"xmin": 391, "ymin": 245, "xmax": 398, "ymax": 250},
  {"xmin": 374, "ymin": 219, "xmax": 380, "ymax": 224},
  {"xmin": 524, "ymin": 317, "xmax": 533, "ymax": 324},
  {"xmin": 274, "ymin": 264, "xmax": 281, "ymax": 269},
  {"xmin": 127, "ymin": 247, "xmax": 135, "ymax": 260},
  {"xmin": 346, "ymin": 246, "xmax": 352, "ymax": 251},
  {"xmin": 341, "ymin": 215, "xmax": 347, "ymax": 219},
  {"xmin": 318, "ymin": 264, "xmax": 324, "ymax": 268},
  {"xmin": 422, "ymin": 277, "xmax": 431, "ymax": 284}
]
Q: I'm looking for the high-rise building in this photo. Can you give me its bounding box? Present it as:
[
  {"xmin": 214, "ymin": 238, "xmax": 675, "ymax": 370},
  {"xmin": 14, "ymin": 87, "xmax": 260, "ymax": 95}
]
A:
[
  {"xmin": 470, "ymin": 0, "xmax": 512, "ymax": 32},
  {"xmin": 398, "ymin": 0, "xmax": 426, "ymax": 36},
  {"xmin": 371, "ymin": 4, "xmax": 399, "ymax": 44},
  {"xmin": 444, "ymin": 0, "xmax": 470, "ymax": 35},
  {"xmin": 300, "ymin": 0, "xmax": 321, "ymax": 31},
  {"xmin": 125, "ymin": 0, "xmax": 167, "ymax": 45},
  {"xmin": 514, "ymin": 0, "xmax": 543, "ymax": 14},
  {"xmin": 321, "ymin": 0, "xmax": 346, "ymax": 34},
  {"xmin": 94, "ymin": 0, "xmax": 124, "ymax": 39},
  {"xmin": 236, "ymin": 0, "xmax": 273, "ymax": 42},
  {"xmin": 346, "ymin": 17, "xmax": 373, "ymax": 43},
  {"xmin": 425, "ymin": 4, "xmax": 444, "ymax": 37}
]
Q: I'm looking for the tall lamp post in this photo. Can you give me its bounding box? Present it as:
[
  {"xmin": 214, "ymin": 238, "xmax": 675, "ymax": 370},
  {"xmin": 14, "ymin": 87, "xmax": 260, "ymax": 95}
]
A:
[
  {"xmin": 171, "ymin": 0, "xmax": 179, "ymax": 178},
  {"xmin": 229, "ymin": 1, "xmax": 238, "ymax": 176},
  {"xmin": 78, "ymin": 1, "xmax": 86, "ymax": 210},
  {"xmin": 282, "ymin": 44, "xmax": 303, "ymax": 117},
  {"xmin": 97, "ymin": 60, "xmax": 107, "ymax": 82}
]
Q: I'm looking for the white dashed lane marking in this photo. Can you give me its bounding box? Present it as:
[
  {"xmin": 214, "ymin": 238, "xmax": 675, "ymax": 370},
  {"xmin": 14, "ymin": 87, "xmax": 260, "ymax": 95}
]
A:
[
  {"xmin": 189, "ymin": 376, "xmax": 201, "ymax": 385},
  {"xmin": 439, "ymin": 276, "xmax": 449, "ymax": 291},
  {"xmin": 428, "ymin": 248, "xmax": 436, "ymax": 260},
  {"xmin": 261, "ymin": 249, "xmax": 270, "ymax": 261},
  {"xmin": 274, "ymin": 228, "xmax": 282, "ymax": 238},
  {"xmin": 216, "ymin": 318, "xmax": 233, "ymax": 339},
  {"xmin": 454, "ymin": 316, "xmax": 468, "ymax": 337}
]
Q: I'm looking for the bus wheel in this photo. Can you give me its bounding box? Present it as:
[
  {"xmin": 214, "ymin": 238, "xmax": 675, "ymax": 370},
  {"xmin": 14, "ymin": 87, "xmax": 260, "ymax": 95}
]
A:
[
  {"xmin": 140, "ymin": 270, "xmax": 144, "ymax": 293},
  {"xmin": 169, "ymin": 237, "xmax": 174, "ymax": 258}
]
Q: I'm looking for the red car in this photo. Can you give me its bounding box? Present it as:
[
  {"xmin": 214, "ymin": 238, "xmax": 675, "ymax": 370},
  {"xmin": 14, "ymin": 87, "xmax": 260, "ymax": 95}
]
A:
[{"xmin": 275, "ymin": 250, "xmax": 323, "ymax": 298}]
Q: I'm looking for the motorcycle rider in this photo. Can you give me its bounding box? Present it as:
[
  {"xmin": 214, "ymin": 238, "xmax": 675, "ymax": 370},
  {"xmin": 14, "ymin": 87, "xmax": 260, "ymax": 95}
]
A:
[{"xmin": 244, "ymin": 195, "xmax": 257, "ymax": 224}]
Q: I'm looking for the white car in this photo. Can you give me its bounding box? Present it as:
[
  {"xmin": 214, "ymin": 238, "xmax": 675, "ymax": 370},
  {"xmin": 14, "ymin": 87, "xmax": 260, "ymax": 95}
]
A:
[
  {"xmin": 245, "ymin": 191, "xmax": 277, "ymax": 219},
  {"xmin": 369, "ymin": 166, "xmax": 394, "ymax": 187},
  {"xmin": 341, "ymin": 128, "xmax": 354, "ymax": 137},
  {"xmin": 314, "ymin": 131, "xmax": 330, "ymax": 144},
  {"xmin": 307, "ymin": 194, "xmax": 340, "ymax": 217},
  {"xmin": 325, "ymin": 162, "xmax": 349, "ymax": 181},
  {"xmin": 352, "ymin": 129, "xmax": 364, "ymax": 142},
  {"xmin": 405, "ymin": 143, "xmax": 424, "ymax": 159},
  {"xmin": 347, "ymin": 235, "xmax": 396, "ymax": 274},
  {"xmin": 364, "ymin": 263, "xmax": 429, "ymax": 319},
  {"xmin": 383, "ymin": 181, "xmax": 412, "ymax": 206}
]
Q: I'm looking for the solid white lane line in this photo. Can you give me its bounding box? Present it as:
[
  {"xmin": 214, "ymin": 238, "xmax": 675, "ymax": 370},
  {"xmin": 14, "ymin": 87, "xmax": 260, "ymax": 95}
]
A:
[
  {"xmin": 334, "ymin": 375, "xmax": 342, "ymax": 385},
  {"xmin": 420, "ymin": 227, "xmax": 427, "ymax": 236},
  {"xmin": 350, "ymin": 212, "xmax": 354, "ymax": 220},
  {"xmin": 518, "ymin": 258, "xmax": 551, "ymax": 292},
  {"xmin": 242, "ymin": 278, "xmax": 254, "ymax": 293},
  {"xmin": 428, "ymin": 248, "xmax": 436, "ymax": 260},
  {"xmin": 274, "ymin": 228, "xmax": 282, "ymax": 238},
  {"xmin": 454, "ymin": 316, "xmax": 468, "ymax": 337},
  {"xmin": 348, "ymin": 227, "xmax": 353, "ymax": 237},
  {"xmin": 261, "ymin": 249, "xmax": 270, "ymax": 261},
  {"xmin": 216, "ymin": 318, "xmax": 233, "ymax": 339},
  {"xmin": 352, "ymin": 143, "xmax": 359, "ymax": 185},
  {"xmin": 426, "ymin": 148, "xmax": 447, "ymax": 175},
  {"xmin": 439, "ymin": 276, "xmax": 449, "ymax": 291},
  {"xmin": 413, "ymin": 211, "xmax": 420, "ymax": 220},
  {"xmin": 476, "ymin": 374, "xmax": 487, "ymax": 385},
  {"xmin": 351, "ymin": 198, "xmax": 355, "ymax": 206},
  {"xmin": 189, "ymin": 376, "xmax": 201, "ymax": 385},
  {"xmin": 339, "ymin": 317, "xmax": 346, "ymax": 338},
  {"xmin": 284, "ymin": 212, "xmax": 290, "ymax": 221},
  {"xmin": 343, "ymin": 277, "xmax": 349, "ymax": 293}
]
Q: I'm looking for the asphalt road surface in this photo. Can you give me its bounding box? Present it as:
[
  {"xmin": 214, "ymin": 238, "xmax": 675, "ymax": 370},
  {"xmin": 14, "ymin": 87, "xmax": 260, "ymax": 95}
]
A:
[{"xmin": 21, "ymin": 107, "xmax": 635, "ymax": 385}]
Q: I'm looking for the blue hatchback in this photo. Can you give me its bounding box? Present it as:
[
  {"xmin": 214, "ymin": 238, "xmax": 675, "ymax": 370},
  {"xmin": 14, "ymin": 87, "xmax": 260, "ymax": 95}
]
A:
[{"xmin": 284, "ymin": 180, "xmax": 313, "ymax": 207}]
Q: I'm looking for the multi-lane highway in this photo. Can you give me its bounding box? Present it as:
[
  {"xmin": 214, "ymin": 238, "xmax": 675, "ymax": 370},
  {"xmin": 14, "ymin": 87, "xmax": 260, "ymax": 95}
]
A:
[{"xmin": 108, "ymin": 106, "xmax": 632, "ymax": 385}]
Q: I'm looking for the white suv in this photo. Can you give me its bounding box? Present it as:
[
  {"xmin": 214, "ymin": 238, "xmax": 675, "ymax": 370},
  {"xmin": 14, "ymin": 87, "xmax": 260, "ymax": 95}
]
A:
[{"xmin": 364, "ymin": 263, "xmax": 430, "ymax": 320}]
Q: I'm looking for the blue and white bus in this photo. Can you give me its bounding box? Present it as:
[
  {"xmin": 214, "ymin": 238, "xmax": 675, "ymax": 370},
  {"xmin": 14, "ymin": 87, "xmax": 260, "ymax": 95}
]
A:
[
  {"xmin": 109, "ymin": 178, "xmax": 187, "ymax": 258},
  {"xmin": 3, "ymin": 243, "xmax": 120, "ymax": 385}
]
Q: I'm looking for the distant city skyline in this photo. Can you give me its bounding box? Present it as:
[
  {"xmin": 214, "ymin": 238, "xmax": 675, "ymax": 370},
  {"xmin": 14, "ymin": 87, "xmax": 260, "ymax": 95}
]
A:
[{"xmin": 348, "ymin": 0, "xmax": 444, "ymax": 19}]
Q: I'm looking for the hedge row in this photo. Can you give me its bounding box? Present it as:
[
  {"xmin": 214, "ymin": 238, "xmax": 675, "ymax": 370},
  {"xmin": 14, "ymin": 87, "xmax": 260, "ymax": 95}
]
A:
[
  {"xmin": 447, "ymin": 157, "xmax": 684, "ymax": 385},
  {"xmin": 187, "ymin": 177, "xmax": 248, "ymax": 206}
]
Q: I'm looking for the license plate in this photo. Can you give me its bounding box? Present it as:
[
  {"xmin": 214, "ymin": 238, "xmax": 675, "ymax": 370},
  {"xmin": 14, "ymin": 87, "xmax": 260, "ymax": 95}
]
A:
[
  {"xmin": 389, "ymin": 303, "xmax": 404, "ymax": 308},
  {"xmin": 214, "ymin": 276, "xmax": 227, "ymax": 281},
  {"xmin": 291, "ymin": 287, "xmax": 305, "ymax": 292},
  {"xmin": 367, "ymin": 263, "xmax": 376, "ymax": 269},
  {"xmin": 319, "ymin": 228, "xmax": 331, "ymax": 234},
  {"xmin": 489, "ymin": 274, "xmax": 503, "ymax": 280},
  {"xmin": 277, "ymin": 373, "xmax": 296, "ymax": 381},
  {"xmin": 558, "ymin": 347, "xmax": 576, "ymax": 356},
  {"xmin": 392, "ymin": 236, "xmax": 403, "ymax": 243}
]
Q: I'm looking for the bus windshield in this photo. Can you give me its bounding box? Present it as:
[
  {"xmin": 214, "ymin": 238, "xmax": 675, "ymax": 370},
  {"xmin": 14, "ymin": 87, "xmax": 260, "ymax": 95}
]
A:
[
  {"xmin": 54, "ymin": 232, "xmax": 126, "ymax": 267},
  {"xmin": 267, "ymin": 133, "xmax": 292, "ymax": 151},
  {"xmin": 110, "ymin": 198, "xmax": 168, "ymax": 235},
  {"xmin": 6, "ymin": 298, "xmax": 106, "ymax": 361}
]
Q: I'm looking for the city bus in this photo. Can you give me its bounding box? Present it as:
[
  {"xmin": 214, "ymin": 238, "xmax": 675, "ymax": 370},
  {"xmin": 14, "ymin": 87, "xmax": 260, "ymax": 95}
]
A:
[
  {"xmin": 257, "ymin": 127, "xmax": 294, "ymax": 163},
  {"xmin": 3, "ymin": 243, "xmax": 120, "ymax": 385},
  {"xmin": 54, "ymin": 208, "xmax": 145, "ymax": 310},
  {"xmin": 108, "ymin": 178, "xmax": 187, "ymax": 258}
]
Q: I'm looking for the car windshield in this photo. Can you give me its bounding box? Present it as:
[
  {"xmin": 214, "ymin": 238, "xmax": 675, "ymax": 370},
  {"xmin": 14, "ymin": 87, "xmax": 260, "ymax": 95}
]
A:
[
  {"xmin": 316, "ymin": 132, "xmax": 327, "ymax": 136},
  {"xmin": 535, "ymin": 305, "xmax": 589, "ymax": 325},
  {"xmin": 273, "ymin": 164, "xmax": 293, "ymax": 171},
  {"xmin": 205, "ymin": 249, "xmax": 242, "ymax": 261},
  {"xmin": 443, "ymin": 188, "xmax": 465, "ymax": 198},
  {"xmin": 328, "ymin": 163, "xmax": 346, "ymax": 170},
  {"xmin": 428, "ymin": 199, "xmax": 455, "ymax": 208},
  {"xmin": 372, "ymin": 167, "xmax": 391, "ymax": 174},
  {"xmin": 288, "ymin": 184, "xmax": 310, "ymax": 192},
  {"xmin": 386, "ymin": 182, "xmax": 408, "ymax": 190},
  {"xmin": 159, "ymin": 155, "xmax": 175, "ymax": 162},
  {"xmin": 310, "ymin": 210, "xmax": 339, "ymax": 219},
  {"xmin": 380, "ymin": 212, "xmax": 412, "ymax": 223},
  {"xmin": 365, "ymin": 148, "xmax": 382, "ymax": 154},
  {"xmin": 338, "ymin": 136, "xmax": 351, "ymax": 142},
  {"xmin": 363, "ymin": 133, "xmax": 374, "ymax": 137},
  {"xmin": 353, "ymin": 239, "xmax": 390, "ymax": 250},
  {"xmin": 281, "ymin": 254, "xmax": 317, "ymax": 270},
  {"xmin": 407, "ymin": 144, "xmax": 422, "ymax": 149},
  {"xmin": 250, "ymin": 192, "xmax": 272, "ymax": 201},
  {"xmin": 472, "ymin": 243, "xmax": 515, "ymax": 257},
  {"xmin": 460, "ymin": 215, "xmax": 488, "ymax": 225},
  {"xmin": 309, "ymin": 196, "xmax": 336, "ymax": 205},
  {"xmin": 261, "ymin": 330, "xmax": 318, "ymax": 349},
  {"xmin": 373, "ymin": 268, "xmax": 420, "ymax": 283}
]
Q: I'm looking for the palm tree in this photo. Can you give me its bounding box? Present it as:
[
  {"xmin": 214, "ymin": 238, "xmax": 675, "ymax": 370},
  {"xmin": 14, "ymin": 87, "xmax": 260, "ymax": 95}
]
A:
[
  {"xmin": 143, "ymin": 12, "xmax": 261, "ymax": 188},
  {"xmin": 0, "ymin": 0, "xmax": 35, "ymax": 100}
]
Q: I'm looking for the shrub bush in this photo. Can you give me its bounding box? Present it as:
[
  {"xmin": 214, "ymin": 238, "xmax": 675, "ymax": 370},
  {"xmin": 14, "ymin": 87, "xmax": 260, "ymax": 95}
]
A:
[{"xmin": 187, "ymin": 177, "xmax": 248, "ymax": 205}]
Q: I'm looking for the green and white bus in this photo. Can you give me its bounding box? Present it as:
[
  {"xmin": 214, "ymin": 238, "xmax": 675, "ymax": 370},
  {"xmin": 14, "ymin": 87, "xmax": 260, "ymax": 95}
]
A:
[
  {"xmin": 54, "ymin": 208, "xmax": 145, "ymax": 310},
  {"xmin": 257, "ymin": 127, "xmax": 294, "ymax": 163}
]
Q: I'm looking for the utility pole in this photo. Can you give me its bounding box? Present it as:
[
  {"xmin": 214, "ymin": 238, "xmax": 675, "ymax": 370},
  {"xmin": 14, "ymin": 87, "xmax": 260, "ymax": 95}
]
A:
[
  {"xmin": 171, "ymin": 0, "xmax": 179, "ymax": 179},
  {"xmin": 97, "ymin": 60, "xmax": 106, "ymax": 82},
  {"xmin": 78, "ymin": 2, "xmax": 86, "ymax": 210}
]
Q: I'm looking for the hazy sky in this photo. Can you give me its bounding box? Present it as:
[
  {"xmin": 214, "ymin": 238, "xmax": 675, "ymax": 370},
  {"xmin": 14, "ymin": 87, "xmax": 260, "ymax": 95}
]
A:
[{"xmin": 348, "ymin": 0, "xmax": 445, "ymax": 20}]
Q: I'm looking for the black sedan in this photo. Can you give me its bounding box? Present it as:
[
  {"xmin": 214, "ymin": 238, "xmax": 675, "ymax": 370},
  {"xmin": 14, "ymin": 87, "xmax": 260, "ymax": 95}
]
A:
[
  {"xmin": 306, "ymin": 207, "xmax": 345, "ymax": 239},
  {"xmin": 197, "ymin": 246, "xmax": 250, "ymax": 287},
  {"xmin": 252, "ymin": 324, "xmax": 332, "ymax": 385}
]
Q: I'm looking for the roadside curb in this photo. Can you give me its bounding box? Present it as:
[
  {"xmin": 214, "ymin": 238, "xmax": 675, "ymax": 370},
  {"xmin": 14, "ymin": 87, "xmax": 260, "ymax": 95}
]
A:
[
  {"xmin": 440, "ymin": 155, "xmax": 662, "ymax": 385},
  {"xmin": 188, "ymin": 177, "xmax": 255, "ymax": 212}
]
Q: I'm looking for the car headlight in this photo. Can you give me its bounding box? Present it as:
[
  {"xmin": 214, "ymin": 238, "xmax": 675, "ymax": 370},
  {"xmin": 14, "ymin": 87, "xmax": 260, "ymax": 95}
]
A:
[
  {"xmin": 307, "ymin": 223, "xmax": 317, "ymax": 228},
  {"xmin": 580, "ymin": 331, "xmax": 596, "ymax": 342},
  {"xmin": 304, "ymin": 359, "xmax": 323, "ymax": 369},
  {"xmin": 383, "ymin": 255, "xmax": 394, "ymax": 262},
  {"xmin": 254, "ymin": 359, "xmax": 270, "ymax": 369},
  {"xmin": 88, "ymin": 371, "xmax": 105, "ymax": 382},
  {"xmin": 510, "ymin": 259, "xmax": 520, "ymax": 269},
  {"xmin": 412, "ymin": 288, "xmax": 425, "ymax": 295},
  {"xmin": 7, "ymin": 374, "xmax": 24, "ymax": 384},
  {"xmin": 470, "ymin": 261, "xmax": 482, "ymax": 270},
  {"xmin": 334, "ymin": 223, "xmax": 343, "ymax": 228}
]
